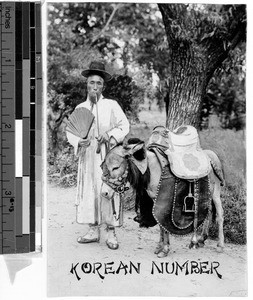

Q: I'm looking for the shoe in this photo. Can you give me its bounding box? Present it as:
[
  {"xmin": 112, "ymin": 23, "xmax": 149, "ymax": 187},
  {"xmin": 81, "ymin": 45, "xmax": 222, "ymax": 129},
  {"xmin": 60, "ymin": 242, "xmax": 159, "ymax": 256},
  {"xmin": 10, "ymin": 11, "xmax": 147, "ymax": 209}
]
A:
[
  {"xmin": 77, "ymin": 225, "xmax": 100, "ymax": 244},
  {"xmin": 106, "ymin": 227, "xmax": 119, "ymax": 250}
]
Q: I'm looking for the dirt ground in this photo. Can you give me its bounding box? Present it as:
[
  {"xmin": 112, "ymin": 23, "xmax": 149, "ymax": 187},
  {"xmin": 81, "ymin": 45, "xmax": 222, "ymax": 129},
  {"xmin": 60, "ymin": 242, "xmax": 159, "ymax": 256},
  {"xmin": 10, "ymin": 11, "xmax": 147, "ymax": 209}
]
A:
[{"xmin": 47, "ymin": 185, "xmax": 247, "ymax": 297}]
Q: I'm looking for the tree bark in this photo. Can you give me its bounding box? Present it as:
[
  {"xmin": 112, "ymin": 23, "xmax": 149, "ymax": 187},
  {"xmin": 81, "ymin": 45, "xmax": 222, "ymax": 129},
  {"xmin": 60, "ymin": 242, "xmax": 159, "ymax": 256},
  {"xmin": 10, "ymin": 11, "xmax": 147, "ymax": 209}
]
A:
[
  {"xmin": 165, "ymin": 46, "xmax": 207, "ymax": 130},
  {"xmin": 158, "ymin": 4, "xmax": 246, "ymax": 130}
]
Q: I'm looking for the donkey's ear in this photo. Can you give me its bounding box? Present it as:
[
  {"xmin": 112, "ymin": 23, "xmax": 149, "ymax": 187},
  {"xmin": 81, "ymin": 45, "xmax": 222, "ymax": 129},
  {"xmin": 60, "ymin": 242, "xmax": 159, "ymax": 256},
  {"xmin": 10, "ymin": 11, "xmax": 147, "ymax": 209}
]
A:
[
  {"xmin": 123, "ymin": 141, "xmax": 145, "ymax": 157},
  {"xmin": 132, "ymin": 141, "xmax": 146, "ymax": 160},
  {"xmin": 122, "ymin": 140, "xmax": 145, "ymax": 158},
  {"xmin": 108, "ymin": 136, "xmax": 117, "ymax": 150},
  {"xmin": 132, "ymin": 141, "xmax": 145, "ymax": 153},
  {"xmin": 130, "ymin": 142, "xmax": 147, "ymax": 174}
]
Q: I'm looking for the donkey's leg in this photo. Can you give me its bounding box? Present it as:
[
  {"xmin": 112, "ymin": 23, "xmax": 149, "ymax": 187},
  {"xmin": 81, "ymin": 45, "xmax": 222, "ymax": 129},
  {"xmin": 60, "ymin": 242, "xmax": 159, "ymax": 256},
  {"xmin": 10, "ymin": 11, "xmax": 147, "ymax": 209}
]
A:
[
  {"xmin": 204, "ymin": 150, "xmax": 225, "ymax": 251},
  {"xmin": 212, "ymin": 177, "xmax": 224, "ymax": 251},
  {"xmin": 157, "ymin": 229, "xmax": 170, "ymax": 258},
  {"xmin": 154, "ymin": 226, "xmax": 164, "ymax": 254},
  {"xmin": 197, "ymin": 209, "xmax": 212, "ymax": 247},
  {"xmin": 189, "ymin": 231, "xmax": 199, "ymax": 249},
  {"xmin": 190, "ymin": 208, "xmax": 212, "ymax": 249}
]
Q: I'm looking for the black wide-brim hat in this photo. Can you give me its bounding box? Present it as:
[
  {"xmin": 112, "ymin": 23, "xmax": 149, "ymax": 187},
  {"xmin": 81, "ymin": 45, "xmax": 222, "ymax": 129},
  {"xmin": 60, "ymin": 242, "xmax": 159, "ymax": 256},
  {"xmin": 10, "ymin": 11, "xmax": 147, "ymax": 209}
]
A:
[{"xmin": 81, "ymin": 61, "xmax": 112, "ymax": 82}]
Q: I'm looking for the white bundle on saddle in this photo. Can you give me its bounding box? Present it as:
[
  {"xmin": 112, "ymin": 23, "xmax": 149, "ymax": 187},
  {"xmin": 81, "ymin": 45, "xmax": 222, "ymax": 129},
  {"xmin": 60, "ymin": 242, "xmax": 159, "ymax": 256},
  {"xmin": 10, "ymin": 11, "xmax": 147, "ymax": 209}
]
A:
[
  {"xmin": 165, "ymin": 125, "xmax": 211, "ymax": 180},
  {"xmin": 66, "ymin": 107, "xmax": 95, "ymax": 139}
]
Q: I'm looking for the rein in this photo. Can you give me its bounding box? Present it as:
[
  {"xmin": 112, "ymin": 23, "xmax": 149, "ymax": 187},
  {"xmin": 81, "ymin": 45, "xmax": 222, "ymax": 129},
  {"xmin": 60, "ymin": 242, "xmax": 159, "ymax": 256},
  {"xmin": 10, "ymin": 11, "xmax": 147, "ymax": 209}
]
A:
[
  {"xmin": 101, "ymin": 162, "xmax": 129, "ymax": 192},
  {"xmin": 103, "ymin": 178, "xmax": 130, "ymax": 194},
  {"xmin": 101, "ymin": 162, "xmax": 129, "ymax": 221}
]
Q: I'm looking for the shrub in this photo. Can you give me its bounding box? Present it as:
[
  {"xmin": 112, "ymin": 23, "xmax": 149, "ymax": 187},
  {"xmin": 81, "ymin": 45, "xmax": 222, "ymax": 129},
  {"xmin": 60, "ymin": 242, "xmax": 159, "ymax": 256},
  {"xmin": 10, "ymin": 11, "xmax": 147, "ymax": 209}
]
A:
[
  {"xmin": 199, "ymin": 129, "xmax": 246, "ymax": 244},
  {"xmin": 47, "ymin": 142, "xmax": 78, "ymax": 188},
  {"xmin": 104, "ymin": 74, "xmax": 145, "ymax": 122},
  {"xmin": 209, "ymin": 184, "xmax": 246, "ymax": 244}
]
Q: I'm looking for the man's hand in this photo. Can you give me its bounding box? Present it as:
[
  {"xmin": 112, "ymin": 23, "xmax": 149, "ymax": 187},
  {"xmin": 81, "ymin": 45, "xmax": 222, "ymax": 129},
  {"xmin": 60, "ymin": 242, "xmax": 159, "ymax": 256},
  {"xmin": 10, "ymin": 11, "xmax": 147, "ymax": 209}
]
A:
[
  {"xmin": 78, "ymin": 138, "xmax": 91, "ymax": 148},
  {"xmin": 97, "ymin": 132, "xmax": 109, "ymax": 144}
]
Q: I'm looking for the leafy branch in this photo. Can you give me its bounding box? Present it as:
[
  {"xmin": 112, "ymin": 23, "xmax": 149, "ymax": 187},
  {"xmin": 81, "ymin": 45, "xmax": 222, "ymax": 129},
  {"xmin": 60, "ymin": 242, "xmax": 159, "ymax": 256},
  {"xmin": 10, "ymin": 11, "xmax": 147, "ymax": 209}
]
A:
[{"xmin": 90, "ymin": 3, "xmax": 124, "ymax": 47}]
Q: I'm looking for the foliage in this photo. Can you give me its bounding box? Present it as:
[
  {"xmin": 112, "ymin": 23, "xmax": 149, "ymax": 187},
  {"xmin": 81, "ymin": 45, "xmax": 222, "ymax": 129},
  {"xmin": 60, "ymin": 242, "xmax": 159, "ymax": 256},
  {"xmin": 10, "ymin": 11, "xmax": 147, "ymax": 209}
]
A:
[
  {"xmin": 201, "ymin": 43, "xmax": 246, "ymax": 130},
  {"xmin": 199, "ymin": 129, "xmax": 246, "ymax": 244},
  {"xmin": 104, "ymin": 74, "xmax": 145, "ymax": 121},
  {"xmin": 209, "ymin": 184, "xmax": 246, "ymax": 244},
  {"xmin": 47, "ymin": 143, "xmax": 78, "ymax": 188},
  {"xmin": 199, "ymin": 129, "xmax": 246, "ymax": 187}
]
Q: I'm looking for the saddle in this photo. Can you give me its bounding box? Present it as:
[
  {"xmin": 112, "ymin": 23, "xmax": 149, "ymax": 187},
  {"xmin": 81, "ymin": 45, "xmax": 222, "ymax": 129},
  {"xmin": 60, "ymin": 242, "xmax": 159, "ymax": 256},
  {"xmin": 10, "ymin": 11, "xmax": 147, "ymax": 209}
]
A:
[
  {"xmin": 146, "ymin": 125, "xmax": 212, "ymax": 234},
  {"xmin": 148, "ymin": 125, "xmax": 211, "ymax": 180},
  {"xmin": 146, "ymin": 144, "xmax": 211, "ymax": 235}
]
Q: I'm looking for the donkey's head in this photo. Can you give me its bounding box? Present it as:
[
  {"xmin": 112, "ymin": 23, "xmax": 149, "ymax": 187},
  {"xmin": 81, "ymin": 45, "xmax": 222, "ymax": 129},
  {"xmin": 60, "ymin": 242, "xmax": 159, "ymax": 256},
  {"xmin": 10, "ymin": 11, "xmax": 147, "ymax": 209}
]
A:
[{"xmin": 100, "ymin": 138, "xmax": 148, "ymax": 200}]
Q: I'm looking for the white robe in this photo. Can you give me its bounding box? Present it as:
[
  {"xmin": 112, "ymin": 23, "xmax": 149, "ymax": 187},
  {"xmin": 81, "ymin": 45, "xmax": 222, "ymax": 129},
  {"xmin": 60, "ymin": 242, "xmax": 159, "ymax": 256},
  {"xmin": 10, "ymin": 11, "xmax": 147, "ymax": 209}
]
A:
[{"xmin": 66, "ymin": 96, "xmax": 130, "ymax": 226}]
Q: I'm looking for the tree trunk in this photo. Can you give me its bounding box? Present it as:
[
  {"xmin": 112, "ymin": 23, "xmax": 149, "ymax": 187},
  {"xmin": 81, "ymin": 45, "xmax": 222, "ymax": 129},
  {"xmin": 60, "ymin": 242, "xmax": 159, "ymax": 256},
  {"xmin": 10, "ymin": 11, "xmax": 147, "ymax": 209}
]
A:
[
  {"xmin": 158, "ymin": 4, "xmax": 246, "ymax": 131},
  {"xmin": 165, "ymin": 48, "xmax": 207, "ymax": 130}
]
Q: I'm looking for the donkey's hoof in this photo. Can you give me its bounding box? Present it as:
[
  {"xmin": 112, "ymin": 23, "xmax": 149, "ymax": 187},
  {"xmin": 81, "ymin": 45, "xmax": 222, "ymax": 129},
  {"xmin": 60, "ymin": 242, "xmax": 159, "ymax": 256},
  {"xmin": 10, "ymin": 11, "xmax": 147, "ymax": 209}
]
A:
[
  {"xmin": 154, "ymin": 244, "xmax": 164, "ymax": 254},
  {"xmin": 197, "ymin": 240, "xmax": 205, "ymax": 248},
  {"xmin": 189, "ymin": 241, "xmax": 199, "ymax": 249},
  {"xmin": 157, "ymin": 249, "xmax": 169, "ymax": 258},
  {"xmin": 217, "ymin": 245, "xmax": 224, "ymax": 253}
]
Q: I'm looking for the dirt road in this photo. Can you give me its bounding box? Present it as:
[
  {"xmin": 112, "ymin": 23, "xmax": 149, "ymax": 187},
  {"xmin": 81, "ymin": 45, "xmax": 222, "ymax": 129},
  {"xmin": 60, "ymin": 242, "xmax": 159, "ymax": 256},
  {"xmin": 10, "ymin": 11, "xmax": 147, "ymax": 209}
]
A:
[{"xmin": 47, "ymin": 185, "xmax": 247, "ymax": 297}]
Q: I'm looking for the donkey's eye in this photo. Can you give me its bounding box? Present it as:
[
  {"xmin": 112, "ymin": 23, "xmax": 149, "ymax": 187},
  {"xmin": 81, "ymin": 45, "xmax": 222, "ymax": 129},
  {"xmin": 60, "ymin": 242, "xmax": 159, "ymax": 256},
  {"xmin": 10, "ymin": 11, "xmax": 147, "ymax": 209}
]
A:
[{"xmin": 112, "ymin": 166, "xmax": 119, "ymax": 171}]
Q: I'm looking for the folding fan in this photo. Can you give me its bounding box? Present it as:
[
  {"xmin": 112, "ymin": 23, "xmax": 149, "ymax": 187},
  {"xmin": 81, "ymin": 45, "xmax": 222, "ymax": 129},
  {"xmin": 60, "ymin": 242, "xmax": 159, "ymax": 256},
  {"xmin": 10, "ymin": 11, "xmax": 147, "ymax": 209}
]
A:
[{"xmin": 66, "ymin": 107, "xmax": 95, "ymax": 139}]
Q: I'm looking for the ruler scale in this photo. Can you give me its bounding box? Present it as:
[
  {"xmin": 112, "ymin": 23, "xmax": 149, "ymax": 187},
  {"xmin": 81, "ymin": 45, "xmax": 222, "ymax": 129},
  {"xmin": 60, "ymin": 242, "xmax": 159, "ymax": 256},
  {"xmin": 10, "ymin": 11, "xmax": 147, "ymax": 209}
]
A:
[
  {"xmin": 1, "ymin": 2, "xmax": 16, "ymax": 254},
  {"xmin": 21, "ymin": 1, "xmax": 30, "ymax": 253},
  {"xmin": 0, "ymin": 2, "xmax": 2, "ymax": 252},
  {"xmin": 0, "ymin": 2, "xmax": 42, "ymax": 254},
  {"xmin": 30, "ymin": 2, "xmax": 36, "ymax": 252},
  {"xmin": 35, "ymin": 2, "xmax": 42, "ymax": 251},
  {"xmin": 15, "ymin": 1, "xmax": 26, "ymax": 253}
]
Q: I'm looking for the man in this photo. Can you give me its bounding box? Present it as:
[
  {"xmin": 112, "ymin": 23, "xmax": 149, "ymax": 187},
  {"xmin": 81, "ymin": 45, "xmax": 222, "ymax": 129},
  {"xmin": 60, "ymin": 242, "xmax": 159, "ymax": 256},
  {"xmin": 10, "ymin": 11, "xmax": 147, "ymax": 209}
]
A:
[{"xmin": 66, "ymin": 61, "xmax": 130, "ymax": 250}]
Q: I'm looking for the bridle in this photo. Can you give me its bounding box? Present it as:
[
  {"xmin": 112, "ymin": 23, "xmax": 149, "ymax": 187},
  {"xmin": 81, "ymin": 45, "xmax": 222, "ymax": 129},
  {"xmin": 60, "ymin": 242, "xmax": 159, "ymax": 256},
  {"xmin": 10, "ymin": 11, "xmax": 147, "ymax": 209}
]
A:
[
  {"xmin": 101, "ymin": 163, "xmax": 130, "ymax": 194},
  {"xmin": 101, "ymin": 160, "xmax": 130, "ymax": 221}
]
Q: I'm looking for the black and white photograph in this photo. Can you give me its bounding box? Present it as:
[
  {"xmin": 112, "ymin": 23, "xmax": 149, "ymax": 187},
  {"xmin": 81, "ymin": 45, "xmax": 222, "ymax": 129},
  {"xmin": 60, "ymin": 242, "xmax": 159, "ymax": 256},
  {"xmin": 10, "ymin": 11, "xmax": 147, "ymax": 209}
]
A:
[
  {"xmin": 46, "ymin": 1, "xmax": 248, "ymax": 297},
  {"xmin": 1, "ymin": 0, "xmax": 250, "ymax": 299}
]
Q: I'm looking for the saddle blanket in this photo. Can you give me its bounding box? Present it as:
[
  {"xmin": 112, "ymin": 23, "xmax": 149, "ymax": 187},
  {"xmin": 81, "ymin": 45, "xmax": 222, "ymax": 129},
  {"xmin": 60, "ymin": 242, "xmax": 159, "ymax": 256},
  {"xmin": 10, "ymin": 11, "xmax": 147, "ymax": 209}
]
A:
[
  {"xmin": 153, "ymin": 164, "xmax": 211, "ymax": 235},
  {"xmin": 147, "ymin": 146, "xmax": 211, "ymax": 235}
]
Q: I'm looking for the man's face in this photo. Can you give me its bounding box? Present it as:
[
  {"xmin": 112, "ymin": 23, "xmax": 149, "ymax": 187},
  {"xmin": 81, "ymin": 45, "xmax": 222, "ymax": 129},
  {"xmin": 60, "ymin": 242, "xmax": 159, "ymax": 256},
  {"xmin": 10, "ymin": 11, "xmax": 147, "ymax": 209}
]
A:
[{"xmin": 87, "ymin": 75, "xmax": 104, "ymax": 103}]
